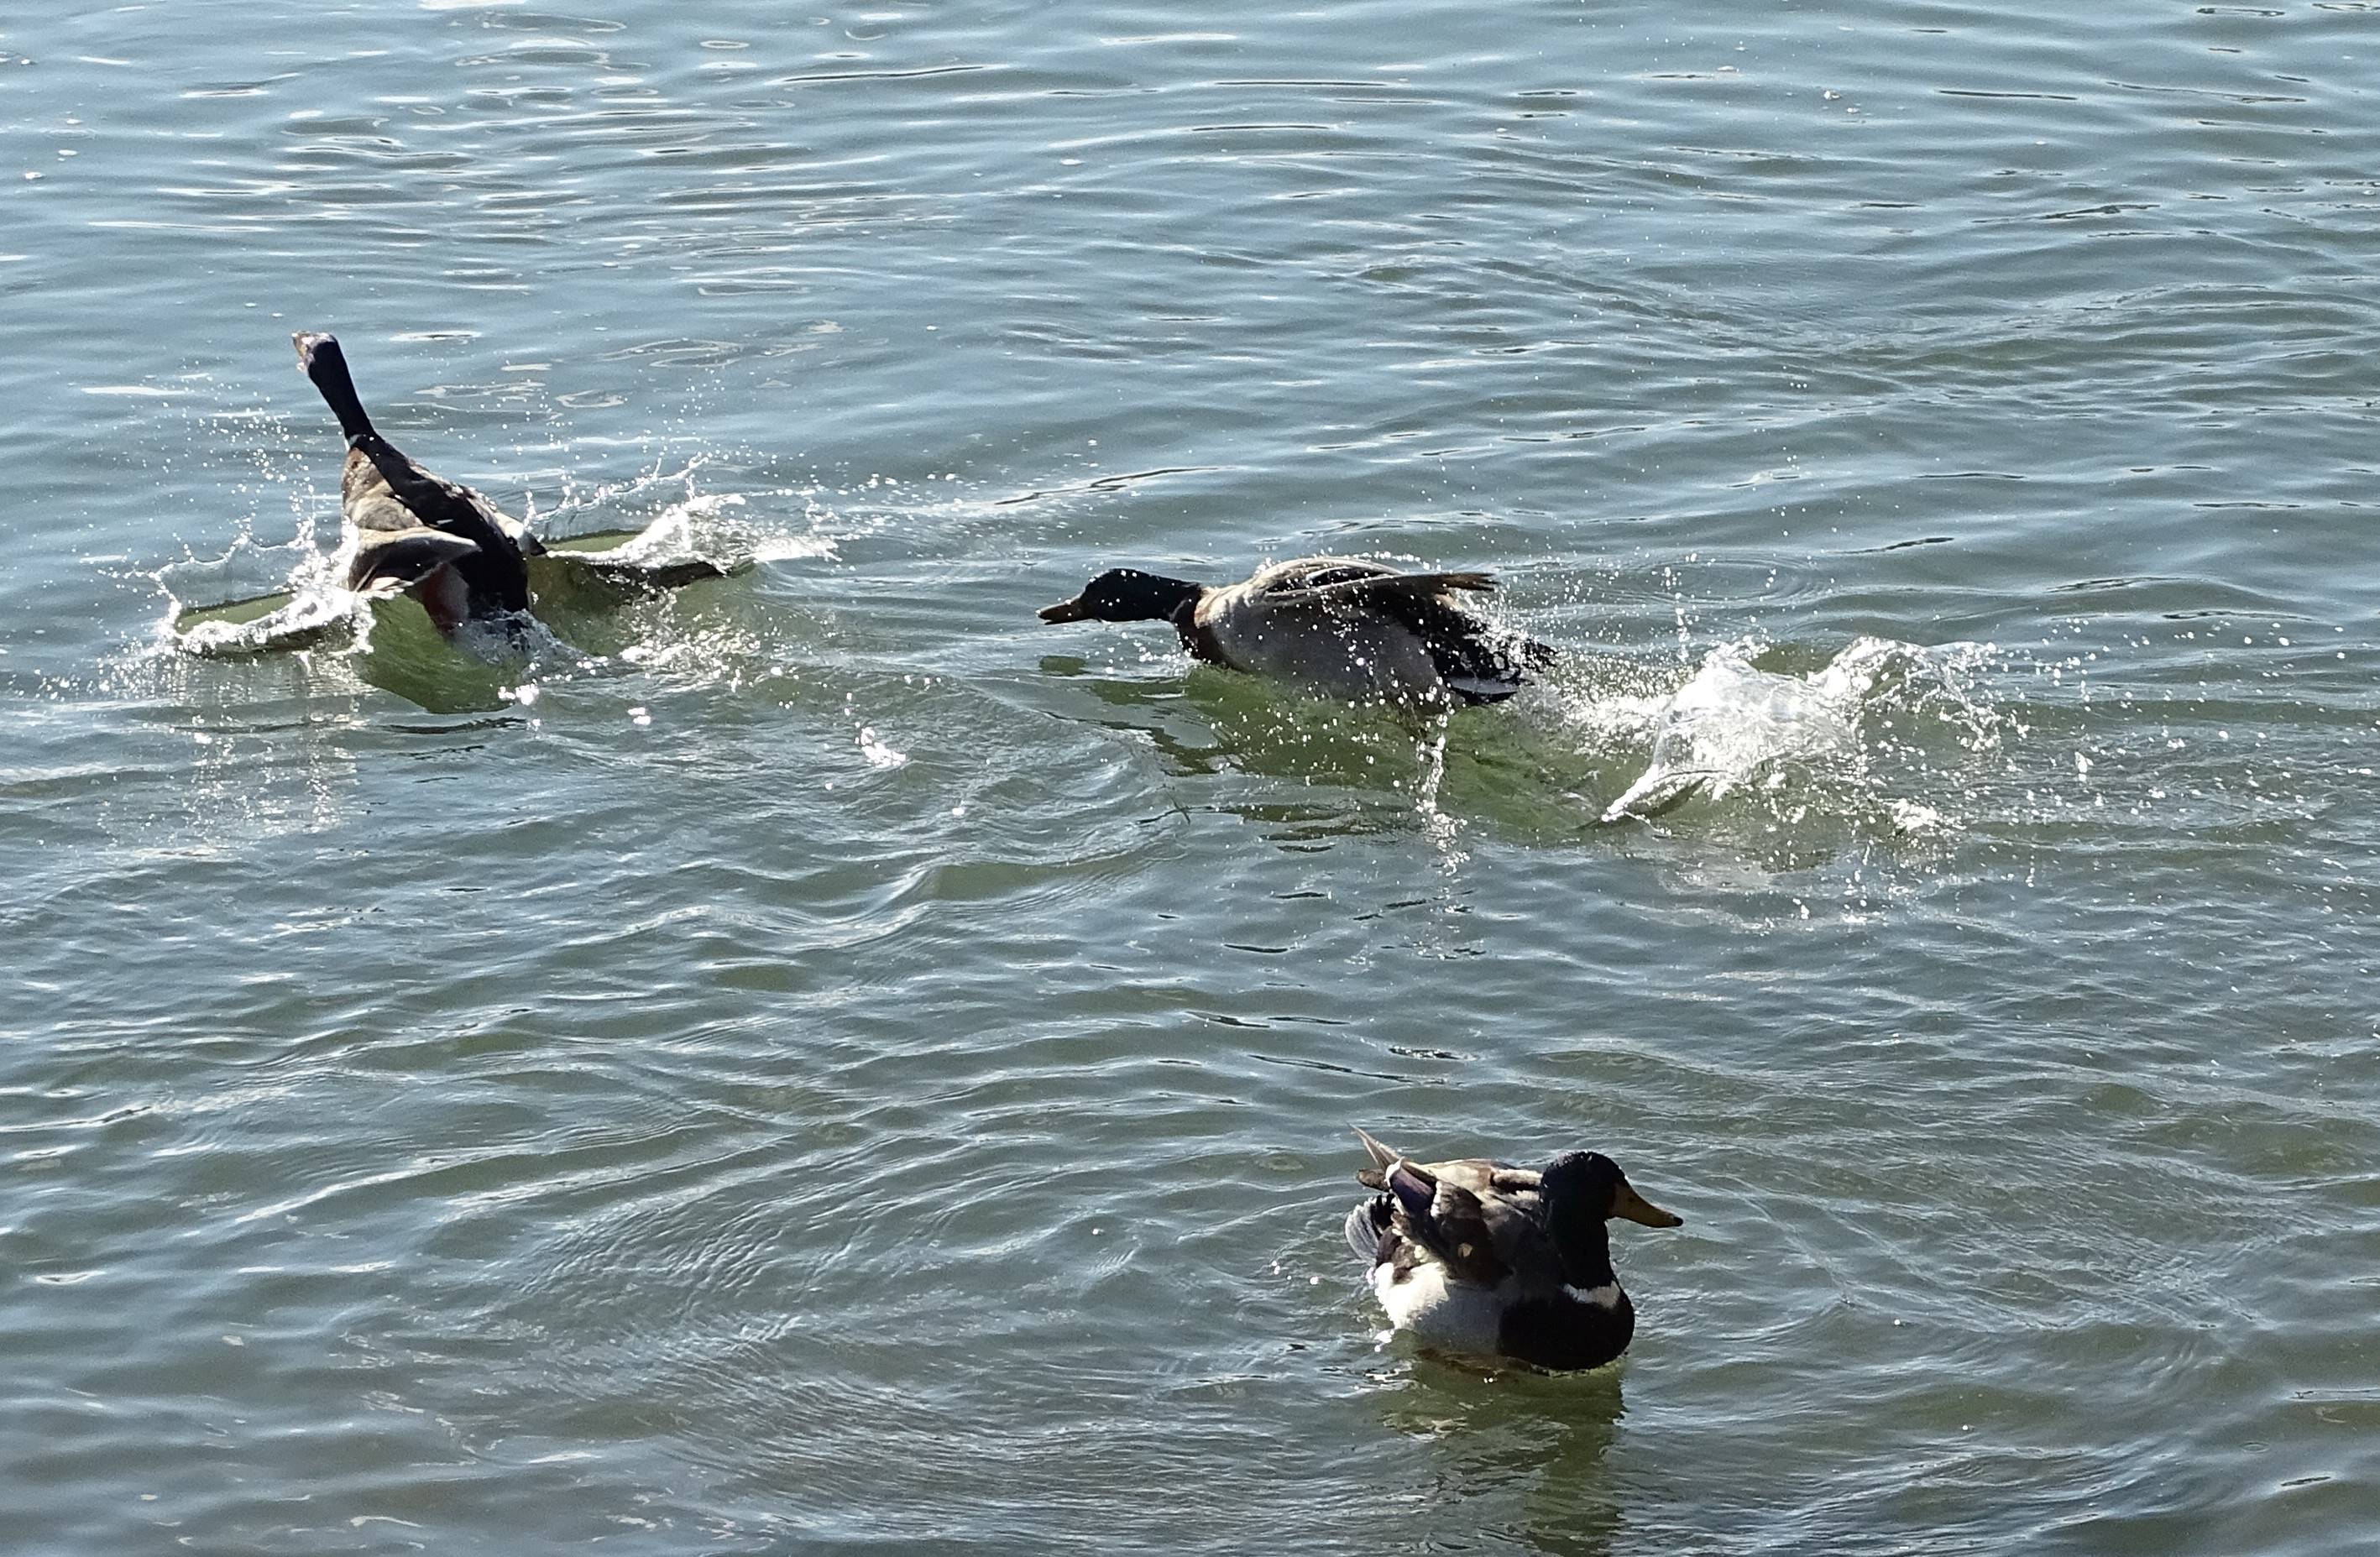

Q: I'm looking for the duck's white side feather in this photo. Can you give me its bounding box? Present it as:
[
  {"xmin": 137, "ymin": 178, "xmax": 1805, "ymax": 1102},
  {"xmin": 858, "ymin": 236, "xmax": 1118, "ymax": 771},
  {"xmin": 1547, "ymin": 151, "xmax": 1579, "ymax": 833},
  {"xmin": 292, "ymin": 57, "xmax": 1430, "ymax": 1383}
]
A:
[{"xmin": 1370, "ymin": 1261, "xmax": 1505, "ymax": 1355}]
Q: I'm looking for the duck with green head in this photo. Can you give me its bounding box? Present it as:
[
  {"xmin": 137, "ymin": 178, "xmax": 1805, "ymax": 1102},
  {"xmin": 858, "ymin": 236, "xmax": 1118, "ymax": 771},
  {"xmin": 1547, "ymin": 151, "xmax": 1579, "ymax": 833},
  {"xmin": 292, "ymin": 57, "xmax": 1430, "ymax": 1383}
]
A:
[
  {"xmin": 1039, "ymin": 556, "xmax": 1555, "ymax": 711},
  {"xmin": 1343, "ymin": 1126, "xmax": 1683, "ymax": 1371}
]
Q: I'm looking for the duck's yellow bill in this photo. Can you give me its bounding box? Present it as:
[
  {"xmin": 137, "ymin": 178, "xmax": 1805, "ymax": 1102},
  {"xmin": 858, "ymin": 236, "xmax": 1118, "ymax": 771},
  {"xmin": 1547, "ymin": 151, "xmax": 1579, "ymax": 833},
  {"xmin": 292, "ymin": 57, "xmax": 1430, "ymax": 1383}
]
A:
[{"xmin": 1612, "ymin": 1181, "xmax": 1683, "ymax": 1228}]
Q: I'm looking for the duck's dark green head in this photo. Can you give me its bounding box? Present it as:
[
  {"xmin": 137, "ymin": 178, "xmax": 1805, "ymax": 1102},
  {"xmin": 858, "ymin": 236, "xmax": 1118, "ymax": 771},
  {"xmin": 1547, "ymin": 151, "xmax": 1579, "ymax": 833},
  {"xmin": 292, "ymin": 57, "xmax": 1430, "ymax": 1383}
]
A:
[
  {"xmin": 1544, "ymin": 1151, "xmax": 1682, "ymax": 1230},
  {"xmin": 1038, "ymin": 568, "xmax": 1203, "ymax": 624}
]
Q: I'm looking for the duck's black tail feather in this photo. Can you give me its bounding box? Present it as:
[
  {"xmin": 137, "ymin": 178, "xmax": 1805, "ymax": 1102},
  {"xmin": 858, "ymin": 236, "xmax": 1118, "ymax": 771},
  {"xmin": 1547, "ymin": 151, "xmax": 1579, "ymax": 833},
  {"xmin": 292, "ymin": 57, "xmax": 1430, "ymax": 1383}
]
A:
[
  {"xmin": 293, "ymin": 332, "xmax": 374, "ymax": 442},
  {"xmin": 1434, "ymin": 630, "xmax": 1558, "ymax": 703}
]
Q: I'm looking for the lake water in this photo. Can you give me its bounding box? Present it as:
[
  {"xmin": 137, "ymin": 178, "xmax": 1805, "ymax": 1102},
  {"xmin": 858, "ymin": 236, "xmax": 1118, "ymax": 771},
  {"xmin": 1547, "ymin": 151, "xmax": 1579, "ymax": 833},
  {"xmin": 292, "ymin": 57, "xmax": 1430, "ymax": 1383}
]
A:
[{"xmin": 4, "ymin": 2, "xmax": 2377, "ymax": 1552}]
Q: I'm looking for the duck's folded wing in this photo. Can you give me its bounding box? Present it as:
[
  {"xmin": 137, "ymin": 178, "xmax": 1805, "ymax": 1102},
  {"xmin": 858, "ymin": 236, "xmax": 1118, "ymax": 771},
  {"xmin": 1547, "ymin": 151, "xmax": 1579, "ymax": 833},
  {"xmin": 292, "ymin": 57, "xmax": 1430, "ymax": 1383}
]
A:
[
  {"xmin": 1386, "ymin": 1163, "xmax": 1512, "ymax": 1288},
  {"xmin": 1283, "ymin": 572, "xmax": 1560, "ymax": 699},
  {"xmin": 1248, "ymin": 556, "xmax": 1399, "ymax": 594},
  {"xmin": 348, "ymin": 431, "xmax": 525, "ymax": 561},
  {"xmin": 345, "ymin": 480, "xmax": 437, "ymax": 538},
  {"xmin": 348, "ymin": 431, "xmax": 479, "ymax": 525},
  {"xmin": 343, "ymin": 526, "xmax": 480, "ymax": 594},
  {"xmin": 1480, "ymin": 1194, "xmax": 1567, "ymax": 1288},
  {"xmin": 1283, "ymin": 572, "xmax": 1551, "ymax": 658},
  {"xmin": 1267, "ymin": 570, "xmax": 1497, "ymax": 610},
  {"xmin": 564, "ymin": 556, "xmax": 730, "ymax": 590},
  {"xmin": 1413, "ymin": 1157, "xmax": 1514, "ymax": 1195}
]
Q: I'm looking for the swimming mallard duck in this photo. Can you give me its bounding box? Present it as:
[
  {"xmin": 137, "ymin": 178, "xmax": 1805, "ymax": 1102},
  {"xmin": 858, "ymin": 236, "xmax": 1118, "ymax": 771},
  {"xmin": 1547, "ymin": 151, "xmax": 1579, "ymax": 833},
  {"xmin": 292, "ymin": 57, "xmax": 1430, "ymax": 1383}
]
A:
[
  {"xmin": 293, "ymin": 332, "xmax": 730, "ymax": 635},
  {"xmin": 1038, "ymin": 556, "xmax": 1555, "ymax": 709},
  {"xmin": 1342, "ymin": 1126, "xmax": 1682, "ymax": 1371},
  {"xmin": 295, "ymin": 332, "xmax": 539, "ymax": 633}
]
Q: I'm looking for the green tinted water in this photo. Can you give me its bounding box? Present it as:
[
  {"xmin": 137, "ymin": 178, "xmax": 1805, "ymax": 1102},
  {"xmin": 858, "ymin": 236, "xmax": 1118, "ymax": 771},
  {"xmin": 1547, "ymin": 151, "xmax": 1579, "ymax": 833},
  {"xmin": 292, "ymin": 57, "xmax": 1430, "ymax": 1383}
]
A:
[{"xmin": 3, "ymin": 3, "xmax": 2377, "ymax": 1552}]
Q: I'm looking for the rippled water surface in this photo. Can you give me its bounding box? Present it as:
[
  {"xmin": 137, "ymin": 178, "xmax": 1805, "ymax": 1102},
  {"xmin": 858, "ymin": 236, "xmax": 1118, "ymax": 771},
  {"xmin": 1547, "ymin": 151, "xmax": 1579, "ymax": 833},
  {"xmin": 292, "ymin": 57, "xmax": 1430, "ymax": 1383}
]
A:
[{"xmin": 5, "ymin": 2, "xmax": 2378, "ymax": 1552}]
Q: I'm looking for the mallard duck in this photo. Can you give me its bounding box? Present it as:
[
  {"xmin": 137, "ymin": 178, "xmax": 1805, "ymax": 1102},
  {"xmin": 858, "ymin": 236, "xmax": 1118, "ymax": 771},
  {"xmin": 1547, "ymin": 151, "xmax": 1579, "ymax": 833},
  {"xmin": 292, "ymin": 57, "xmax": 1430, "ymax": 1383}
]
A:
[
  {"xmin": 1342, "ymin": 1126, "xmax": 1682, "ymax": 1371},
  {"xmin": 294, "ymin": 332, "xmax": 539, "ymax": 633},
  {"xmin": 1038, "ymin": 556, "xmax": 1555, "ymax": 708}
]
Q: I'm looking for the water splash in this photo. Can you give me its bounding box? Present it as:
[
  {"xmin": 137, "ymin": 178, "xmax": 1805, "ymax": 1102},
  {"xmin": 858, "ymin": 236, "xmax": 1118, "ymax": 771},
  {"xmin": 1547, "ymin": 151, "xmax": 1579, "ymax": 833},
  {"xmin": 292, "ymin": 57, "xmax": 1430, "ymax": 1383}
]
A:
[
  {"xmin": 174, "ymin": 586, "xmax": 369, "ymax": 658},
  {"xmin": 148, "ymin": 457, "xmax": 813, "ymax": 685},
  {"xmin": 1579, "ymin": 636, "xmax": 2005, "ymax": 828},
  {"xmin": 534, "ymin": 461, "xmax": 834, "ymax": 568},
  {"xmin": 153, "ymin": 524, "xmax": 358, "ymax": 658},
  {"xmin": 856, "ymin": 726, "xmax": 909, "ymax": 770},
  {"xmin": 1410, "ymin": 718, "xmax": 1467, "ymax": 867}
]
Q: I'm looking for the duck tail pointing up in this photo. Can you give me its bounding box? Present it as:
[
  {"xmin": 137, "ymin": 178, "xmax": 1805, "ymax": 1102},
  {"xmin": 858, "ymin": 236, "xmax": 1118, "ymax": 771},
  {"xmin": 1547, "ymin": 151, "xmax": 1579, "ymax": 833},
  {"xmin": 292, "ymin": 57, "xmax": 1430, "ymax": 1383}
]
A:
[
  {"xmin": 1352, "ymin": 1126, "xmax": 1401, "ymax": 1176},
  {"xmin": 292, "ymin": 332, "xmax": 375, "ymax": 442}
]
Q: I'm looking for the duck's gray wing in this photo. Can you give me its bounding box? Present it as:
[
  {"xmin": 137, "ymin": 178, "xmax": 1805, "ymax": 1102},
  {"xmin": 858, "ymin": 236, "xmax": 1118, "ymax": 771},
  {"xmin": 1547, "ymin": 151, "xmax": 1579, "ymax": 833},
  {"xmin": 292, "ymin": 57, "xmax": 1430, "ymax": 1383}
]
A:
[
  {"xmin": 1383, "ymin": 1162, "xmax": 1514, "ymax": 1288},
  {"xmin": 1387, "ymin": 1155, "xmax": 1573, "ymax": 1286},
  {"xmin": 1478, "ymin": 1189, "xmax": 1566, "ymax": 1289},
  {"xmin": 1264, "ymin": 569, "xmax": 1498, "ymax": 608},
  {"xmin": 343, "ymin": 472, "xmax": 440, "ymax": 540},
  {"xmin": 343, "ymin": 448, "xmax": 529, "ymax": 614},
  {"xmin": 341, "ymin": 526, "xmax": 481, "ymax": 594},
  {"xmin": 550, "ymin": 555, "xmax": 730, "ymax": 591},
  {"xmin": 1274, "ymin": 569, "xmax": 1555, "ymax": 700},
  {"xmin": 1246, "ymin": 556, "xmax": 1400, "ymax": 596},
  {"xmin": 1355, "ymin": 1130, "xmax": 1535, "ymax": 1198},
  {"xmin": 525, "ymin": 551, "xmax": 733, "ymax": 611},
  {"xmin": 1259, "ymin": 571, "xmax": 1529, "ymax": 655},
  {"xmin": 347, "ymin": 431, "xmax": 522, "ymax": 559}
]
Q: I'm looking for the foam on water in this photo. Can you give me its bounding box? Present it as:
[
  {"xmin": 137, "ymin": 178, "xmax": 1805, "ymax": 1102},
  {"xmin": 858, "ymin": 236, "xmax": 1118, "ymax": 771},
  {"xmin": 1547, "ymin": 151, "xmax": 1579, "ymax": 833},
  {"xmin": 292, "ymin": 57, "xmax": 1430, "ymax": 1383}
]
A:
[
  {"xmin": 1585, "ymin": 636, "xmax": 2006, "ymax": 827},
  {"xmin": 139, "ymin": 455, "xmax": 839, "ymax": 715},
  {"xmin": 172, "ymin": 585, "xmax": 369, "ymax": 658},
  {"xmin": 532, "ymin": 458, "xmax": 838, "ymax": 566}
]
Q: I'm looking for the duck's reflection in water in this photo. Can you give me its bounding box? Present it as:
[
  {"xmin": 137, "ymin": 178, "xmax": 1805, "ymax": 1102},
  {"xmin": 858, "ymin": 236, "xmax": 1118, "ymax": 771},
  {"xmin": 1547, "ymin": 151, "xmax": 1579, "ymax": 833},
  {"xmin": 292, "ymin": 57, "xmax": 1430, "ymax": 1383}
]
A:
[{"xmin": 1368, "ymin": 1359, "xmax": 1629, "ymax": 1557}]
